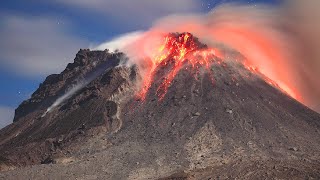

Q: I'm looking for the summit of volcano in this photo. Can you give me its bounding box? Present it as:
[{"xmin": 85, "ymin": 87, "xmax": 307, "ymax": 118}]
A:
[{"xmin": 0, "ymin": 33, "xmax": 320, "ymax": 180}]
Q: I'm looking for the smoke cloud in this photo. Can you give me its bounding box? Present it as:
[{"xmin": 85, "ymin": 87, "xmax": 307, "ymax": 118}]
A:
[
  {"xmin": 98, "ymin": 0, "xmax": 319, "ymax": 113},
  {"xmin": 42, "ymin": 82, "xmax": 87, "ymax": 117},
  {"xmin": 92, "ymin": 31, "xmax": 145, "ymax": 52}
]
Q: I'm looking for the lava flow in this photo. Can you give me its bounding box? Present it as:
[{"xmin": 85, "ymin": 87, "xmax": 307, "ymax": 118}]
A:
[
  {"xmin": 136, "ymin": 32, "xmax": 223, "ymax": 100},
  {"xmin": 135, "ymin": 32, "xmax": 298, "ymax": 101}
]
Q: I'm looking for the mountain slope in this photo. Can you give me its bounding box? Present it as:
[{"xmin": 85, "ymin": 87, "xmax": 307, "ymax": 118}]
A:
[{"xmin": 0, "ymin": 34, "xmax": 320, "ymax": 179}]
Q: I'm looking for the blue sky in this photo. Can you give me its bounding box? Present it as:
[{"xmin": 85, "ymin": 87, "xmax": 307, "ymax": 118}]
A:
[{"xmin": 0, "ymin": 0, "xmax": 280, "ymax": 128}]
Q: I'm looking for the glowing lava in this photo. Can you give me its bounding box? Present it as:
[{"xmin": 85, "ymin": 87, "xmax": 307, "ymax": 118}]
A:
[
  {"xmin": 136, "ymin": 32, "xmax": 297, "ymax": 101},
  {"xmin": 137, "ymin": 32, "xmax": 223, "ymax": 100}
]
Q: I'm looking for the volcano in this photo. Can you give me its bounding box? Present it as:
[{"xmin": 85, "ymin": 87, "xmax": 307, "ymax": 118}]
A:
[{"xmin": 0, "ymin": 33, "xmax": 320, "ymax": 179}]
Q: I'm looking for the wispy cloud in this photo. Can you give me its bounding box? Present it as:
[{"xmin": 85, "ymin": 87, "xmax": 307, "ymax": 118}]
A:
[
  {"xmin": 0, "ymin": 1, "xmax": 200, "ymax": 78},
  {"xmin": 0, "ymin": 106, "xmax": 14, "ymax": 129},
  {"xmin": 51, "ymin": 0, "xmax": 201, "ymax": 26},
  {"xmin": 0, "ymin": 15, "xmax": 89, "ymax": 77}
]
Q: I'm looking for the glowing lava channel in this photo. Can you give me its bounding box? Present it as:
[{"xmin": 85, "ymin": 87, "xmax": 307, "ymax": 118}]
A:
[{"xmin": 137, "ymin": 32, "xmax": 223, "ymax": 100}]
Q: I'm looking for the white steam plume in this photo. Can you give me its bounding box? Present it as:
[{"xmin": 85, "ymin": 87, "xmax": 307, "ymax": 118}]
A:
[
  {"xmin": 42, "ymin": 80, "xmax": 89, "ymax": 117},
  {"xmin": 92, "ymin": 31, "xmax": 145, "ymax": 52},
  {"xmin": 42, "ymin": 32, "xmax": 139, "ymax": 117}
]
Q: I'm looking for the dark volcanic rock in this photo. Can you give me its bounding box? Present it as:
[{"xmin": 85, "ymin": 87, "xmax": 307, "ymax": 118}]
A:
[
  {"xmin": 13, "ymin": 49, "xmax": 122, "ymax": 122},
  {"xmin": 0, "ymin": 34, "xmax": 320, "ymax": 179}
]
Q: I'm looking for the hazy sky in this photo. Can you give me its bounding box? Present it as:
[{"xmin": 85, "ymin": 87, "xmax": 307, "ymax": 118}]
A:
[{"xmin": 0, "ymin": 0, "xmax": 280, "ymax": 128}]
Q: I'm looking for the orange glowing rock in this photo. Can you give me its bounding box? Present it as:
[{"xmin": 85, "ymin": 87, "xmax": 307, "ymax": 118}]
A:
[
  {"xmin": 136, "ymin": 32, "xmax": 297, "ymax": 102},
  {"xmin": 136, "ymin": 32, "xmax": 222, "ymax": 100}
]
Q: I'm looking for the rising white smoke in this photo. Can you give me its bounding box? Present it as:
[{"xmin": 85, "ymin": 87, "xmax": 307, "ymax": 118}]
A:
[
  {"xmin": 98, "ymin": 0, "xmax": 320, "ymax": 112},
  {"xmin": 92, "ymin": 31, "xmax": 145, "ymax": 52},
  {"xmin": 42, "ymin": 32, "xmax": 141, "ymax": 117},
  {"xmin": 42, "ymin": 80, "xmax": 88, "ymax": 117}
]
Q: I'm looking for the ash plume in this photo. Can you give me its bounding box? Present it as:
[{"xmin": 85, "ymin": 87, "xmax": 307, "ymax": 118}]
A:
[{"xmin": 100, "ymin": 0, "xmax": 320, "ymax": 113}]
